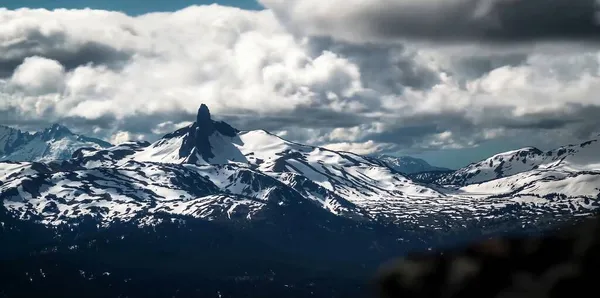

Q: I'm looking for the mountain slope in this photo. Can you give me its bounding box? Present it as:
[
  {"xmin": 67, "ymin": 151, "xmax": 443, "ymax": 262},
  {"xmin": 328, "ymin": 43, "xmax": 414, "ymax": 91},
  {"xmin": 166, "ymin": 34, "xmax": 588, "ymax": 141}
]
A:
[
  {"xmin": 374, "ymin": 155, "xmax": 451, "ymax": 174},
  {"xmin": 437, "ymin": 139, "xmax": 600, "ymax": 186},
  {"xmin": 0, "ymin": 124, "xmax": 112, "ymax": 162},
  {"xmin": 0, "ymin": 125, "xmax": 34, "ymax": 157}
]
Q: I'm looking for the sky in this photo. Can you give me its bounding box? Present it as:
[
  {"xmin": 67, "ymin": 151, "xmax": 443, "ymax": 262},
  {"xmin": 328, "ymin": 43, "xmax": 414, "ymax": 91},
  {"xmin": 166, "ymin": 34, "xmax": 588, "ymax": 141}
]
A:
[
  {"xmin": 1, "ymin": 0, "xmax": 600, "ymax": 169},
  {"xmin": 1, "ymin": 0, "xmax": 262, "ymax": 14}
]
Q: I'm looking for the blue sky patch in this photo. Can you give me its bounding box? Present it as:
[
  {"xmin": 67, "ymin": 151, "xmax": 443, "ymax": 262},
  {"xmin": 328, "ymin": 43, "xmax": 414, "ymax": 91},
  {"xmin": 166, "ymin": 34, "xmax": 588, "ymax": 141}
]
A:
[{"xmin": 2, "ymin": 0, "xmax": 262, "ymax": 15}]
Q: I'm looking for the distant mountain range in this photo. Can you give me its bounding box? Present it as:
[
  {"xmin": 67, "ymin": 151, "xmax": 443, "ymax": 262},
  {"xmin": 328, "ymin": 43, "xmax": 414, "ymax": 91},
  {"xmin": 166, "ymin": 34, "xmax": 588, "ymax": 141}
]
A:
[
  {"xmin": 0, "ymin": 121, "xmax": 454, "ymax": 176},
  {"xmin": 0, "ymin": 124, "xmax": 111, "ymax": 162},
  {"xmin": 372, "ymin": 155, "xmax": 451, "ymax": 174},
  {"xmin": 1, "ymin": 104, "xmax": 598, "ymax": 298}
]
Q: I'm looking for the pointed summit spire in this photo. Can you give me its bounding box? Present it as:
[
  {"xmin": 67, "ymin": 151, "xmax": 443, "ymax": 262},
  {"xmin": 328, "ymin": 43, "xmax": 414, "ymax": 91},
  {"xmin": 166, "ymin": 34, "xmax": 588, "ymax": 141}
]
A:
[
  {"xmin": 195, "ymin": 103, "xmax": 215, "ymax": 136},
  {"xmin": 179, "ymin": 104, "xmax": 216, "ymax": 162},
  {"xmin": 197, "ymin": 104, "xmax": 211, "ymax": 124},
  {"xmin": 176, "ymin": 103, "xmax": 243, "ymax": 164}
]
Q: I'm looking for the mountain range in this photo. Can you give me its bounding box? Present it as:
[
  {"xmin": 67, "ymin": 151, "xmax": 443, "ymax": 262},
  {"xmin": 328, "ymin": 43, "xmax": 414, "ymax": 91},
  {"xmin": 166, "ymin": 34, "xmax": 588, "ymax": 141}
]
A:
[
  {"xmin": 0, "ymin": 124, "xmax": 111, "ymax": 162},
  {"xmin": 372, "ymin": 155, "xmax": 451, "ymax": 174},
  {"xmin": 1, "ymin": 104, "xmax": 598, "ymax": 298},
  {"xmin": 0, "ymin": 123, "xmax": 450, "ymax": 176}
]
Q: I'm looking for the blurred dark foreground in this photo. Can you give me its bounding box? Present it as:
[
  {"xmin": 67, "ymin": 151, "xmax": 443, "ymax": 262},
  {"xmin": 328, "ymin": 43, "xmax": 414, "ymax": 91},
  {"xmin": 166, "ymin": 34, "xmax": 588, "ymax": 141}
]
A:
[{"xmin": 375, "ymin": 214, "xmax": 600, "ymax": 298}]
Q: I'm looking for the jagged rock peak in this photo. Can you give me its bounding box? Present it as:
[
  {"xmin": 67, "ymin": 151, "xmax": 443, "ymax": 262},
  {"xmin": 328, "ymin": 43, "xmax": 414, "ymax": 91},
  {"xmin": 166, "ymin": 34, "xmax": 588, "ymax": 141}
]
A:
[
  {"xmin": 195, "ymin": 104, "xmax": 215, "ymax": 135},
  {"xmin": 40, "ymin": 123, "xmax": 73, "ymax": 140},
  {"xmin": 179, "ymin": 104, "xmax": 217, "ymax": 161},
  {"xmin": 193, "ymin": 103, "xmax": 238, "ymax": 137},
  {"xmin": 197, "ymin": 104, "xmax": 212, "ymax": 123},
  {"xmin": 46, "ymin": 123, "xmax": 72, "ymax": 133},
  {"xmin": 172, "ymin": 103, "xmax": 244, "ymax": 164}
]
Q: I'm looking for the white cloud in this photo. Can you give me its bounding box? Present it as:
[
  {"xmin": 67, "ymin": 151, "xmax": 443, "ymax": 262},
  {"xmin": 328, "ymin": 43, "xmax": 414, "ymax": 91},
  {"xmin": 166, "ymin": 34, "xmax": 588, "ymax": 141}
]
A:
[
  {"xmin": 322, "ymin": 140, "xmax": 394, "ymax": 155},
  {"xmin": 110, "ymin": 131, "xmax": 132, "ymax": 144},
  {"xmin": 0, "ymin": 6, "xmax": 370, "ymax": 121},
  {"xmin": 10, "ymin": 56, "xmax": 65, "ymax": 95},
  {"xmin": 110, "ymin": 130, "xmax": 145, "ymax": 144},
  {"xmin": 0, "ymin": 5, "xmax": 599, "ymax": 159},
  {"xmin": 151, "ymin": 121, "xmax": 193, "ymax": 135}
]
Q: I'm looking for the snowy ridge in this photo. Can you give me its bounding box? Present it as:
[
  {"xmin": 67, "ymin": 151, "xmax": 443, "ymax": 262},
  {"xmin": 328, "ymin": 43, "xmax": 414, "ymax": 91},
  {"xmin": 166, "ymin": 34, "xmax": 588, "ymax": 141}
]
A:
[
  {"xmin": 462, "ymin": 169, "xmax": 600, "ymax": 202},
  {"xmin": 1, "ymin": 104, "xmax": 599, "ymax": 229},
  {"xmin": 0, "ymin": 124, "xmax": 112, "ymax": 162},
  {"xmin": 437, "ymin": 139, "xmax": 600, "ymax": 186},
  {"xmin": 1, "ymin": 160, "xmax": 267, "ymax": 225},
  {"xmin": 374, "ymin": 155, "xmax": 451, "ymax": 174},
  {"xmin": 235, "ymin": 130, "xmax": 446, "ymax": 208},
  {"xmin": 0, "ymin": 125, "xmax": 34, "ymax": 157}
]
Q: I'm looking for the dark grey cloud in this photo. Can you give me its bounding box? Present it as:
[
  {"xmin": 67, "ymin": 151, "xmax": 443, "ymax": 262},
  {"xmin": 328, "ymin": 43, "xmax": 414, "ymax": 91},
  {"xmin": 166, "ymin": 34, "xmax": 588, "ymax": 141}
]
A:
[
  {"xmin": 364, "ymin": 114, "xmax": 477, "ymax": 148},
  {"xmin": 331, "ymin": 103, "xmax": 600, "ymax": 153},
  {"xmin": 503, "ymin": 118, "xmax": 577, "ymax": 130},
  {"xmin": 475, "ymin": 103, "xmax": 600, "ymax": 135},
  {"xmin": 263, "ymin": 0, "xmax": 600, "ymax": 44},
  {"xmin": 0, "ymin": 28, "xmax": 132, "ymax": 77},
  {"xmin": 369, "ymin": 0, "xmax": 600, "ymax": 42},
  {"xmin": 447, "ymin": 52, "xmax": 529, "ymax": 81},
  {"xmin": 372, "ymin": 125, "xmax": 443, "ymax": 145},
  {"xmin": 0, "ymin": 109, "xmax": 58, "ymax": 130},
  {"xmin": 307, "ymin": 37, "xmax": 441, "ymax": 91},
  {"xmin": 220, "ymin": 107, "xmax": 369, "ymax": 133}
]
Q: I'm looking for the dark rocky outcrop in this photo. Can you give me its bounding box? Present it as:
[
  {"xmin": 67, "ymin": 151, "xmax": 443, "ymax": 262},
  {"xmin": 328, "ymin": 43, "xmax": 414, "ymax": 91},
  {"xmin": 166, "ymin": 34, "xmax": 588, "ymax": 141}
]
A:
[{"xmin": 178, "ymin": 104, "xmax": 240, "ymax": 163}]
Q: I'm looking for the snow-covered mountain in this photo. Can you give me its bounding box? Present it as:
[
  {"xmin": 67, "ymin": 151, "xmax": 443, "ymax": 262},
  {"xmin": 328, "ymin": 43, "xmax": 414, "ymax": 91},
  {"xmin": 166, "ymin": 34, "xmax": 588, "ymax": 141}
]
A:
[
  {"xmin": 1, "ymin": 104, "xmax": 598, "ymax": 230},
  {"xmin": 437, "ymin": 139, "xmax": 600, "ymax": 186},
  {"xmin": 1, "ymin": 104, "xmax": 599, "ymax": 298},
  {"xmin": 374, "ymin": 155, "xmax": 451, "ymax": 174},
  {"xmin": 0, "ymin": 126, "xmax": 32, "ymax": 156},
  {"xmin": 0, "ymin": 124, "xmax": 112, "ymax": 162},
  {"xmin": 407, "ymin": 170, "xmax": 454, "ymax": 184},
  {"xmin": 1, "ymin": 105, "xmax": 445, "ymax": 226}
]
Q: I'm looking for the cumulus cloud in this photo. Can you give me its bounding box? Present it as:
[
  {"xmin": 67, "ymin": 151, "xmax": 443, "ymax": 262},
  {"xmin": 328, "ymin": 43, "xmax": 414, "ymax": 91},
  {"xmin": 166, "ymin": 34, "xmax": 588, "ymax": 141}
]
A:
[
  {"xmin": 9, "ymin": 56, "xmax": 65, "ymax": 94},
  {"xmin": 260, "ymin": 0, "xmax": 600, "ymax": 44},
  {"xmin": 0, "ymin": 8, "xmax": 135, "ymax": 77},
  {"xmin": 0, "ymin": 5, "xmax": 599, "ymax": 161},
  {"xmin": 110, "ymin": 131, "xmax": 133, "ymax": 144}
]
